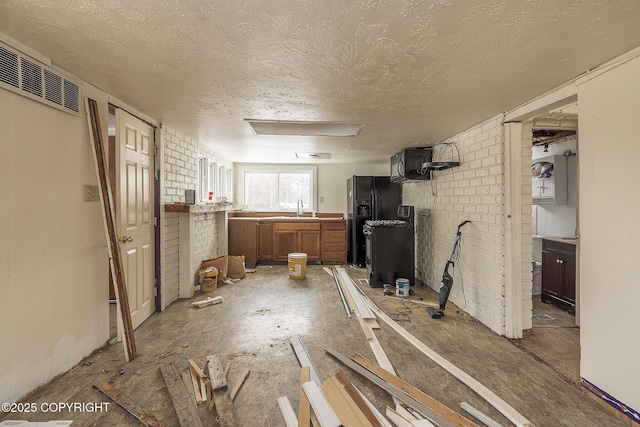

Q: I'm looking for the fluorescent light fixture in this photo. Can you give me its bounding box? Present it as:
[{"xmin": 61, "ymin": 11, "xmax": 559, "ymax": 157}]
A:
[
  {"xmin": 246, "ymin": 120, "xmax": 364, "ymax": 137},
  {"xmin": 295, "ymin": 152, "xmax": 332, "ymax": 159}
]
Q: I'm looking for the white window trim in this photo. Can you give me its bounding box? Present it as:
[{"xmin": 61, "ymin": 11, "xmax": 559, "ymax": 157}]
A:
[{"xmin": 236, "ymin": 164, "xmax": 317, "ymax": 211}]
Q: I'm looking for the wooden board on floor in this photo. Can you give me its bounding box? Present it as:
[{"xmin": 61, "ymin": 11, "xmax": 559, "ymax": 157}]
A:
[
  {"xmin": 159, "ymin": 362, "xmax": 204, "ymax": 427},
  {"xmin": 93, "ymin": 381, "xmax": 167, "ymax": 427},
  {"xmin": 213, "ymin": 387, "xmax": 237, "ymax": 427},
  {"xmin": 325, "ymin": 348, "xmax": 454, "ymax": 427},
  {"xmin": 351, "ymin": 353, "xmax": 479, "ymax": 427},
  {"xmin": 298, "ymin": 366, "xmax": 312, "ymax": 426},
  {"xmin": 321, "ymin": 375, "xmax": 375, "ymax": 427},
  {"xmin": 206, "ymin": 354, "xmax": 228, "ymax": 390},
  {"xmin": 334, "ymin": 370, "xmax": 383, "ymax": 427}
]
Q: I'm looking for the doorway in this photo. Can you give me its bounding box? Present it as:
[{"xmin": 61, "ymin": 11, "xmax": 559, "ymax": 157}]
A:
[
  {"xmin": 524, "ymin": 104, "xmax": 581, "ymax": 385},
  {"xmin": 108, "ymin": 105, "xmax": 157, "ymax": 338}
]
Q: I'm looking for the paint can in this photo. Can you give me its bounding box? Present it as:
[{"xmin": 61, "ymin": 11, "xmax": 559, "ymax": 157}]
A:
[
  {"xmin": 288, "ymin": 253, "xmax": 307, "ymax": 279},
  {"xmin": 201, "ymin": 267, "xmax": 218, "ymax": 292},
  {"xmin": 395, "ymin": 278, "xmax": 410, "ymax": 297}
]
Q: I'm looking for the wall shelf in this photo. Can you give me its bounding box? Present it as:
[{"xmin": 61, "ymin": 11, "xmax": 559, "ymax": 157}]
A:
[{"xmin": 164, "ymin": 203, "xmax": 247, "ymax": 213}]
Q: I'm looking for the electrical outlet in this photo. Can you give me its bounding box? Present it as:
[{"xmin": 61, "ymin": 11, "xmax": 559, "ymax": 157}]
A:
[
  {"xmin": 320, "ymin": 196, "xmax": 325, "ymax": 203},
  {"xmin": 84, "ymin": 184, "xmax": 100, "ymax": 202}
]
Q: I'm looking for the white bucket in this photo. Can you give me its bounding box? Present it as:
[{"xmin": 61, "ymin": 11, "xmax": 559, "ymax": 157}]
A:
[
  {"xmin": 288, "ymin": 253, "xmax": 307, "ymax": 279},
  {"xmin": 396, "ymin": 278, "xmax": 410, "ymax": 297}
]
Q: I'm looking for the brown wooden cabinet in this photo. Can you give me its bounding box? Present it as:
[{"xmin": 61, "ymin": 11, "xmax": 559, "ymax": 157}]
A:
[
  {"xmin": 322, "ymin": 221, "xmax": 347, "ymax": 263},
  {"xmin": 274, "ymin": 222, "xmax": 321, "ymax": 261},
  {"xmin": 228, "ymin": 216, "xmax": 346, "ymax": 264},
  {"xmin": 541, "ymin": 239, "xmax": 576, "ymax": 314}
]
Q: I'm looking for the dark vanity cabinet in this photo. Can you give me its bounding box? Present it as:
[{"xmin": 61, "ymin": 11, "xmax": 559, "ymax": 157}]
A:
[{"xmin": 541, "ymin": 239, "xmax": 576, "ymax": 314}]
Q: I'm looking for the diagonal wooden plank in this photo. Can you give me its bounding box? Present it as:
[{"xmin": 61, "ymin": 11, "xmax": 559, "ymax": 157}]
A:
[
  {"xmin": 86, "ymin": 97, "xmax": 137, "ymax": 361},
  {"xmin": 230, "ymin": 368, "xmax": 250, "ymax": 401},
  {"xmin": 159, "ymin": 362, "xmax": 204, "ymax": 427},
  {"xmin": 351, "ymin": 353, "xmax": 479, "ymax": 427},
  {"xmin": 93, "ymin": 381, "xmax": 167, "ymax": 427}
]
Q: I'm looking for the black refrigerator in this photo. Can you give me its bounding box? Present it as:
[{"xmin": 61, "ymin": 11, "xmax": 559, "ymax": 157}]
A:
[{"xmin": 346, "ymin": 176, "xmax": 402, "ymax": 266}]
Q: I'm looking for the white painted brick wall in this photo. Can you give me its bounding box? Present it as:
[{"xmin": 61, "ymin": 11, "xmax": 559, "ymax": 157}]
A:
[
  {"xmin": 404, "ymin": 114, "xmax": 532, "ymax": 335},
  {"xmin": 160, "ymin": 125, "xmax": 232, "ymax": 305},
  {"xmin": 161, "ymin": 125, "xmax": 233, "ymax": 204},
  {"xmin": 164, "ymin": 212, "xmax": 180, "ymax": 304}
]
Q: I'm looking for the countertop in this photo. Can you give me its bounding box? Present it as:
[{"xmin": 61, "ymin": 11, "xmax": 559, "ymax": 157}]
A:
[
  {"xmin": 164, "ymin": 203, "xmax": 247, "ymax": 213},
  {"xmin": 537, "ymin": 236, "xmax": 578, "ymax": 245},
  {"xmin": 229, "ymin": 216, "xmax": 344, "ymax": 222}
]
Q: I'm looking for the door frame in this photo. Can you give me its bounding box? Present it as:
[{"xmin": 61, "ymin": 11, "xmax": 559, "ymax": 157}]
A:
[{"xmin": 503, "ymin": 83, "xmax": 579, "ymax": 338}]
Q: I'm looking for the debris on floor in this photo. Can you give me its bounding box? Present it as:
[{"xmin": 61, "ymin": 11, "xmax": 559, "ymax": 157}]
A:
[
  {"xmin": 274, "ymin": 269, "xmax": 531, "ymax": 427},
  {"xmin": 191, "ymin": 296, "xmax": 224, "ymax": 308},
  {"xmin": 93, "ymin": 380, "xmax": 166, "ymax": 427}
]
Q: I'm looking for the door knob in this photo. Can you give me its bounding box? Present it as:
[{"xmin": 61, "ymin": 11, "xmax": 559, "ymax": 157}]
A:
[{"xmin": 121, "ymin": 236, "xmax": 133, "ymax": 243}]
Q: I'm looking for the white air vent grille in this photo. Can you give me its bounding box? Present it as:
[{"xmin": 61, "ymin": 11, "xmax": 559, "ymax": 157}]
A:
[
  {"xmin": 21, "ymin": 57, "xmax": 42, "ymax": 97},
  {"xmin": 63, "ymin": 79, "xmax": 79, "ymax": 112},
  {"xmin": 0, "ymin": 45, "xmax": 19, "ymax": 88},
  {"xmin": 0, "ymin": 40, "xmax": 80, "ymax": 116},
  {"xmin": 44, "ymin": 69, "xmax": 62, "ymax": 105}
]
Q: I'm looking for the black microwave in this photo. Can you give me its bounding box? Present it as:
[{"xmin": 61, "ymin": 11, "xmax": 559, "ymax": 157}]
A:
[{"xmin": 390, "ymin": 147, "xmax": 433, "ymax": 182}]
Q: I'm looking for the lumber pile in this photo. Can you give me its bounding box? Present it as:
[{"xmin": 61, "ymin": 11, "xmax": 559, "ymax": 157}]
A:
[
  {"xmin": 282, "ymin": 335, "xmax": 478, "ymax": 427},
  {"xmin": 275, "ymin": 268, "xmax": 532, "ymax": 427},
  {"xmin": 158, "ymin": 355, "xmax": 249, "ymax": 427}
]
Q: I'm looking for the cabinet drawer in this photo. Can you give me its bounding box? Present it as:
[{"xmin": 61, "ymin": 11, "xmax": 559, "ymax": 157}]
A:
[
  {"xmin": 274, "ymin": 222, "xmax": 321, "ymax": 231},
  {"xmin": 323, "ymin": 221, "xmax": 346, "ymax": 231},
  {"xmin": 324, "ymin": 230, "xmax": 346, "ymax": 243}
]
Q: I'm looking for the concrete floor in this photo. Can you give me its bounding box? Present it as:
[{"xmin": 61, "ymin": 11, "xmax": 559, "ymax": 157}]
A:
[{"xmin": 2, "ymin": 265, "xmax": 625, "ymax": 426}]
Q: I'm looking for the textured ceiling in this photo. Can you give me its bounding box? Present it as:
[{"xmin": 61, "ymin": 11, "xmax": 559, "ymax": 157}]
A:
[{"xmin": 1, "ymin": 0, "xmax": 640, "ymax": 164}]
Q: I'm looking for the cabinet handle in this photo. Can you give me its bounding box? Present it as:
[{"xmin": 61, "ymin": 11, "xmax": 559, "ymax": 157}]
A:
[{"xmin": 556, "ymin": 258, "xmax": 564, "ymax": 264}]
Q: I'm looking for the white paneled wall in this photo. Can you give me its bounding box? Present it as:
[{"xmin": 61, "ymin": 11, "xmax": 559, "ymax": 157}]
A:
[{"xmin": 0, "ymin": 84, "xmax": 110, "ymax": 404}]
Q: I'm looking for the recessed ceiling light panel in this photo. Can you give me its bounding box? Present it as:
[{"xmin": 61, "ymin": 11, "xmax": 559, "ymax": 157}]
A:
[
  {"xmin": 246, "ymin": 120, "xmax": 364, "ymax": 137},
  {"xmin": 296, "ymin": 152, "xmax": 332, "ymax": 159}
]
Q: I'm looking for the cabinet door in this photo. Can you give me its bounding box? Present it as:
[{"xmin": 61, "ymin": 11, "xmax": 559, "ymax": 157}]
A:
[
  {"xmin": 539, "ymin": 178, "xmax": 555, "ymax": 198},
  {"xmin": 532, "ymin": 178, "xmax": 541, "ymax": 198},
  {"xmin": 561, "ymin": 255, "xmax": 576, "ymax": 303},
  {"xmin": 228, "ymin": 219, "xmax": 258, "ymax": 265},
  {"xmin": 300, "ymin": 231, "xmax": 322, "ymax": 260},
  {"xmin": 258, "ymin": 222, "xmax": 273, "ymax": 261},
  {"xmin": 541, "ymin": 251, "xmax": 563, "ymax": 299},
  {"xmin": 274, "ymin": 230, "xmax": 297, "ymax": 261}
]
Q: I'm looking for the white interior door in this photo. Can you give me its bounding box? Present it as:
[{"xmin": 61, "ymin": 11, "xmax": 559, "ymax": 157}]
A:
[{"xmin": 116, "ymin": 109, "xmax": 154, "ymax": 330}]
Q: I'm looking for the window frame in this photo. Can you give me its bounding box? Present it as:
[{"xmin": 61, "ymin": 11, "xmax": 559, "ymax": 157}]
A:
[{"xmin": 237, "ymin": 164, "xmax": 317, "ymax": 212}]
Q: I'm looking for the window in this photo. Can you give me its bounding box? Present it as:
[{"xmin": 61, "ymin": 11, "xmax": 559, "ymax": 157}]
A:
[
  {"xmin": 197, "ymin": 158, "xmax": 220, "ymax": 202},
  {"xmin": 238, "ymin": 165, "xmax": 316, "ymax": 211},
  {"xmin": 218, "ymin": 165, "xmax": 227, "ymax": 198},
  {"xmin": 208, "ymin": 161, "xmax": 217, "ymax": 199},
  {"xmin": 197, "ymin": 157, "xmax": 207, "ymax": 202}
]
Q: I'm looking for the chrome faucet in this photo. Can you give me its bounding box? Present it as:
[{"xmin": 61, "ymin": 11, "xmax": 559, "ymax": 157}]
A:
[{"xmin": 297, "ymin": 199, "xmax": 303, "ymax": 217}]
